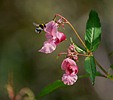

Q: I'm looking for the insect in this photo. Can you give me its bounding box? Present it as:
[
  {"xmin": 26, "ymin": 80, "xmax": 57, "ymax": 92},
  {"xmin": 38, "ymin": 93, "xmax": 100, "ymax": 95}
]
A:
[{"xmin": 33, "ymin": 22, "xmax": 46, "ymax": 34}]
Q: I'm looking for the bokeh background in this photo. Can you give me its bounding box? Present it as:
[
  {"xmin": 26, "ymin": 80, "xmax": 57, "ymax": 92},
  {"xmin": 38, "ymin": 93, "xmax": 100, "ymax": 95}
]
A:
[{"xmin": 0, "ymin": 0, "xmax": 113, "ymax": 100}]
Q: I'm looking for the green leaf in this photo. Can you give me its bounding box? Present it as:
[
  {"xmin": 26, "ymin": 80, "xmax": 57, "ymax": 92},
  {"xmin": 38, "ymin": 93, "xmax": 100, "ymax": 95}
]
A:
[
  {"xmin": 107, "ymin": 75, "xmax": 113, "ymax": 79},
  {"xmin": 109, "ymin": 51, "xmax": 113, "ymax": 56},
  {"xmin": 37, "ymin": 80, "xmax": 66, "ymax": 99},
  {"xmin": 74, "ymin": 44, "xmax": 86, "ymax": 54},
  {"xmin": 84, "ymin": 56, "xmax": 96, "ymax": 85},
  {"xmin": 85, "ymin": 10, "xmax": 101, "ymax": 52},
  {"xmin": 110, "ymin": 65, "xmax": 113, "ymax": 70},
  {"xmin": 70, "ymin": 37, "xmax": 86, "ymax": 53}
]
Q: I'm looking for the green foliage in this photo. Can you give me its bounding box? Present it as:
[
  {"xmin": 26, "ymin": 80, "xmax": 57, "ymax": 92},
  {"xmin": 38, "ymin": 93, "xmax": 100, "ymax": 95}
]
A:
[
  {"xmin": 85, "ymin": 10, "xmax": 101, "ymax": 52},
  {"xmin": 37, "ymin": 80, "xmax": 66, "ymax": 99},
  {"xmin": 70, "ymin": 37, "xmax": 86, "ymax": 53},
  {"xmin": 109, "ymin": 51, "xmax": 113, "ymax": 56},
  {"xmin": 84, "ymin": 56, "xmax": 96, "ymax": 85},
  {"xmin": 107, "ymin": 75, "xmax": 113, "ymax": 79},
  {"xmin": 110, "ymin": 65, "xmax": 113, "ymax": 70},
  {"xmin": 74, "ymin": 44, "xmax": 86, "ymax": 54},
  {"xmin": 78, "ymin": 72, "xmax": 104, "ymax": 79}
]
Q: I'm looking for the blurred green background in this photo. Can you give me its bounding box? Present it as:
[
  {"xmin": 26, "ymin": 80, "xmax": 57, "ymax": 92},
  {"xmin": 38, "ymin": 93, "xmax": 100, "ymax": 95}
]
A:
[{"xmin": 0, "ymin": 0, "xmax": 113, "ymax": 100}]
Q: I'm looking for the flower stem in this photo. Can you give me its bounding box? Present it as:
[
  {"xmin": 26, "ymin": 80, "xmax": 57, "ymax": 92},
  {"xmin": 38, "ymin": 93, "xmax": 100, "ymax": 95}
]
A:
[
  {"xmin": 95, "ymin": 59, "xmax": 108, "ymax": 76},
  {"xmin": 54, "ymin": 14, "xmax": 88, "ymax": 51},
  {"xmin": 79, "ymin": 73, "xmax": 106, "ymax": 79},
  {"xmin": 67, "ymin": 22, "xmax": 87, "ymax": 50},
  {"xmin": 77, "ymin": 53, "xmax": 89, "ymax": 57}
]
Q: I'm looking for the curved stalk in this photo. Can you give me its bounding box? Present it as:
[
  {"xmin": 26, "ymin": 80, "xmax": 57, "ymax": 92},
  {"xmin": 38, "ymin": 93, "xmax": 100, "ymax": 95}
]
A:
[
  {"xmin": 54, "ymin": 14, "xmax": 88, "ymax": 50},
  {"xmin": 67, "ymin": 22, "xmax": 87, "ymax": 50},
  {"xmin": 95, "ymin": 59, "xmax": 108, "ymax": 76}
]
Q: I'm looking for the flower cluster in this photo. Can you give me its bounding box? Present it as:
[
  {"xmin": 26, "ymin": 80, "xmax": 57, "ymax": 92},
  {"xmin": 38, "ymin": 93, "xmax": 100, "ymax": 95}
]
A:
[
  {"xmin": 60, "ymin": 44, "xmax": 78, "ymax": 85},
  {"xmin": 34, "ymin": 16, "xmax": 78, "ymax": 85},
  {"xmin": 67, "ymin": 44, "xmax": 78, "ymax": 61}
]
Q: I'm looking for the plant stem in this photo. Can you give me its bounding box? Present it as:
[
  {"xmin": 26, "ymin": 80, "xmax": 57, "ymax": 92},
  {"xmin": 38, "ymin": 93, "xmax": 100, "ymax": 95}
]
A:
[
  {"xmin": 54, "ymin": 14, "xmax": 88, "ymax": 50},
  {"xmin": 95, "ymin": 59, "xmax": 108, "ymax": 76},
  {"xmin": 67, "ymin": 22, "xmax": 87, "ymax": 50},
  {"xmin": 79, "ymin": 73, "xmax": 106, "ymax": 79},
  {"xmin": 77, "ymin": 53, "xmax": 89, "ymax": 57}
]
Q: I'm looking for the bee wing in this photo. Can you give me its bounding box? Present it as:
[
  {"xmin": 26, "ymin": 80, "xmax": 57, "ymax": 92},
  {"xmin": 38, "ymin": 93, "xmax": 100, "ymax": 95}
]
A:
[{"xmin": 33, "ymin": 22, "xmax": 39, "ymax": 27}]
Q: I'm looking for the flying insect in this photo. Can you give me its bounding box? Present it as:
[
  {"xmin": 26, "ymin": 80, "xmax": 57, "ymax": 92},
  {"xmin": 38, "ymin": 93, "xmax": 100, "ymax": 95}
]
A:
[{"xmin": 33, "ymin": 22, "xmax": 46, "ymax": 34}]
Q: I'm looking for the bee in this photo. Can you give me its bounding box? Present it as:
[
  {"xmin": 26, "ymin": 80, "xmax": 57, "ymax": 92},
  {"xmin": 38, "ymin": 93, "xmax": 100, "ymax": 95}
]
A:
[{"xmin": 33, "ymin": 22, "xmax": 46, "ymax": 34}]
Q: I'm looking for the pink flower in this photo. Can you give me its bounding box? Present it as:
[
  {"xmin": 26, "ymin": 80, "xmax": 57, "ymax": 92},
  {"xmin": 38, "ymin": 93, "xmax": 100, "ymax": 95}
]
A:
[
  {"xmin": 61, "ymin": 58, "xmax": 78, "ymax": 85},
  {"xmin": 39, "ymin": 21, "xmax": 66, "ymax": 54}
]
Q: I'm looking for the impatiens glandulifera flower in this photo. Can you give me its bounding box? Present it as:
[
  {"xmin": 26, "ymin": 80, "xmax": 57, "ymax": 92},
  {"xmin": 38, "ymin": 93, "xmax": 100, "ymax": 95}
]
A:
[
  {"xmin": 61, "ymin": 58, "xmax": 78, "ymax": 85},
  {"xmin": 39, "ymin": 21, "xmax": 66, "ymax": 54}
]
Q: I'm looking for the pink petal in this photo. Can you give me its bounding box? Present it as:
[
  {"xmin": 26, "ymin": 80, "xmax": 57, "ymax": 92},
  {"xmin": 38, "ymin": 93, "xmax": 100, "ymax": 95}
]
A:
[
  {"xmin": 45, "ymin": 32, "xmax": 53, "ymax": 40},
  {"xmin": 61, "ymin": 58, "xmax": 76, "ymax": 70},
  {"xmin": 57, "ymin": 32, "xmax": 66, "ymax": 42},
  {"xmin": 39, "ymin": 41, "xmax": 56, "ymax": 54},
  {"xmin": 55, "ymin": 32, "xmax": 66, "ymax": 45},
  {"xmin": 65, "ymin": 65, "xmax": 78, "ymax": 75},
  {"xmin": 44, "ymin": 21, "xmax": 58, "ymax": 37},
  {"xmin": 62, "ymin": 74, "xmax": 78, "ymax": 85},
  {"xmin": 61, "ymin": 58, "xmax": 78, "ymax": 75}
]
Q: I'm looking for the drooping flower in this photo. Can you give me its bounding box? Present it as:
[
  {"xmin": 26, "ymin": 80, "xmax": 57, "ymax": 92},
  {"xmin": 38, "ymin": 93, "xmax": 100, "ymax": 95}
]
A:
[
  {"xmin": 39, "ymin": 21, "xmax": 66, "ymax": 54},
  {"xmin": 61, "ymin": 58, "xmax": 78, "ymax": 85}
]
